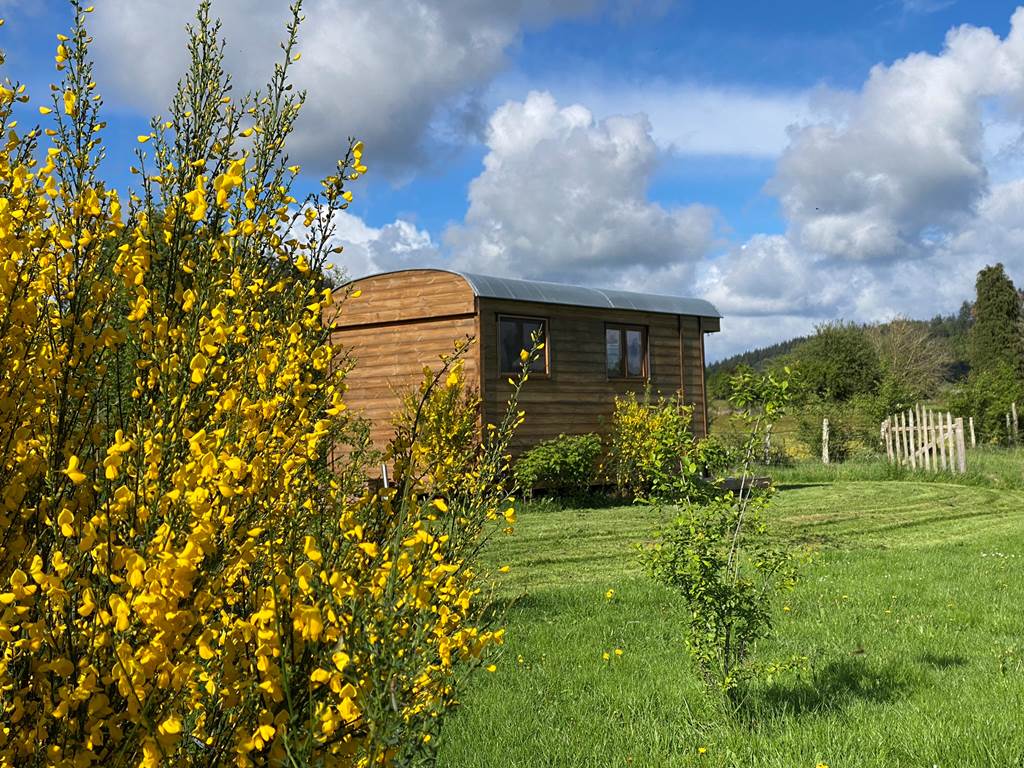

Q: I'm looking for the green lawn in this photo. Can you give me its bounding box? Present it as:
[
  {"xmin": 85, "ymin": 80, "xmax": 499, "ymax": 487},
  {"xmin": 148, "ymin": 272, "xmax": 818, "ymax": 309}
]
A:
[{"xmin": 437, "ymin": 478, "xmax": 1024, "ymax": 767}]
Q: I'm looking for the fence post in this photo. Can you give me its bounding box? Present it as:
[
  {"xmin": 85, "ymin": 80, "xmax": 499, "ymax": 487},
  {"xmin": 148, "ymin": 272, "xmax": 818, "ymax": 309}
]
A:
[
  {"xmin": 1013, "ymin": 402, "xmax": 1019, "ymax": 444},
  {"xmin": 955, "ymin": 417, "xmax": 967, "ymax": 474},
  {"xmin": 907, "ymin": 408, "xmax": 917, "ymax": 470},
  {"xmin": 949, "ymin": 412, "xmax": 956, "ymax": 463},
  {"xmin": 1007, "ymin": 413, "xmax": 1013, "ymax": 446},
  {"xmin": 896, "ymin": 412, "xmax": 905, "ymax": 464},
  {"xmin": 926, "ymin": 408, "xmax": 935, "ymax": 472},
  {"xmin": 936, "ymin": 409, "xmax": 947, "ymax": 471},
  {"xmin": 902, "ymin": 410, "xmax": 910, "ymax": 465},
  {"xmin": 947, "ymin": 412, "xmax": 955, "ymax": 469},
  {"xmin": 822, "ymin": 417, "xmax": 830, "ymax": 465},
  {"xmin": 920, "ymin": 405, "xmax": 928, "ymax": 468},
  {"xmin": 883, "ymin": 418, "xmax": 894, "ymax": 462},
  {"xmin": 969, "ymin": 416, "xmax": 976, "ymax": 448}
]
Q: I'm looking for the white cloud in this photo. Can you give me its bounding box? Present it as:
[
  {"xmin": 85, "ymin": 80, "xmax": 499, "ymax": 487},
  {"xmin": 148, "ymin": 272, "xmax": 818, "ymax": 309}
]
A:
[
  {"xmin": 690, "ymin": 8, "xmax": 1024, "ymax": 359},
  {"xmin": 89, "ymin": 0, "xmax": 601, "ymax": 176},
  {"xmin": 445, "ymin": 91, "xmax": 717, "ymax": 286},
  {"xmin": 771, "ymin": 9, "xmax": 1024, "ymax": 262},
  {"xmin": 325, "ymin": 212, "xmax": 440, "ymax": 280}
]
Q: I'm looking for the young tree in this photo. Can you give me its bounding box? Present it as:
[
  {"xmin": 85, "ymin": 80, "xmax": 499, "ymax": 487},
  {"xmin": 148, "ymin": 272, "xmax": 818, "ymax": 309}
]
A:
[
  {"xmin": 970, "ymin": 263, "xmax": 1024, "ymax": 376},
  {"xmin": 867, "ymin": 318, "xmax": 952, "ymax": 400}
]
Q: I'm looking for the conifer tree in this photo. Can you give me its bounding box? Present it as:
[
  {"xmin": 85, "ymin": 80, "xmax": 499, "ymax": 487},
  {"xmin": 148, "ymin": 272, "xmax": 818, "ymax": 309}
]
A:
[{"xmin": 970, "ymin": 263, "xmax": 1024, "ymax": 376}]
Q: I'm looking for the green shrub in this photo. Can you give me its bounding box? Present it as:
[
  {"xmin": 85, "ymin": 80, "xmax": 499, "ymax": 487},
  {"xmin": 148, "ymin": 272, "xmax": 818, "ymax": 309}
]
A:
[
  {"xmin": 514, "ymin": 433, "xmax": 602, "ymax": 498},
  {"xmin": 950, "ymin": 361, "xmax": 1024, "ymax": 443}
]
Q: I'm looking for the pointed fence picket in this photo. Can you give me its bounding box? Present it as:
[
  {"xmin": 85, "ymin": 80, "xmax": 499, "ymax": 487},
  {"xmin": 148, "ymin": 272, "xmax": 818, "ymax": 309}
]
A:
[{"xmin": 881, "ymin": 407, "xmax": 966, "ymax": 474}]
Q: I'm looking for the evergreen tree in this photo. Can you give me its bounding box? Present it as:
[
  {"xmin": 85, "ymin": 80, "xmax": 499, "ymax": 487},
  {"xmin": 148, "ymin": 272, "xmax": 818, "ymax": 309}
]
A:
[{"xmin": 970, "ymin": 263, "xmax": 1024, "ymax": 376}]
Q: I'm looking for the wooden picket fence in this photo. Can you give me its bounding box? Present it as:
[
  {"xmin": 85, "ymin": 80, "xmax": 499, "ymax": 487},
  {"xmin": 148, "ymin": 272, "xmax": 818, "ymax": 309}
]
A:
[{"xmin": 881, "ymin": 406, "xmax": 967, "ymax": 474}]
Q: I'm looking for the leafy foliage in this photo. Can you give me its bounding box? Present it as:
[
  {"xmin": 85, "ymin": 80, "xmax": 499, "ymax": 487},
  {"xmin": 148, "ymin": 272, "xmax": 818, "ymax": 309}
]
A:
[
  {"xmin": 792, "ymin": 322, "xmax": 881, "ymax": 402},
  {"xmin": 608, "ymin": 392, "xmax": 697, "ymax": 502},
  {"xmin": 642, "ymin": 370, "xmax": 800, "ymax": 700},
  {"xmin": 514, "ymin": 433, "xmax": 602, "ymax": 499},
  {"xmin": 0, "ymin": 4, "xmax": 531, "ymax": 766},
  {"xmin": 950, "ymin": 361, "xmax": 1024, "ymax": 444},
  {"xmin": 796, "ymin": 400, "xmax": 855, "ymax": 463},
  {"xmin": 867, "ymin": 318, "xmax": 953, "ymax": 402}
]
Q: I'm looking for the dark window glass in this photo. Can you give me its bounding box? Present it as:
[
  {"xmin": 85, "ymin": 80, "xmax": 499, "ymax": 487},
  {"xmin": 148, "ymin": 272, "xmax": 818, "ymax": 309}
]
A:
[
  {"xmin": 606, "ymin": 325, "xmax": 647, "ymax": 379},
  {"xmin": 499, "ymin": 316, "xmax": 547, "ymax": 374},
  {"xmin": 606, "ymin": 328, "xmax": 622, "ymax": 376},
  {"xmin": 626, "ymin": 329, "xmax": 644, "ymax": 377}
]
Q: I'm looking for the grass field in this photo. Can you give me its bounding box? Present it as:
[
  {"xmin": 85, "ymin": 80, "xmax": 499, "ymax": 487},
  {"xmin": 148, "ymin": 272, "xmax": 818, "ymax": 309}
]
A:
[{"xmin": 436, "ymin": 472, "xmax": 1024, "ymax": 767}]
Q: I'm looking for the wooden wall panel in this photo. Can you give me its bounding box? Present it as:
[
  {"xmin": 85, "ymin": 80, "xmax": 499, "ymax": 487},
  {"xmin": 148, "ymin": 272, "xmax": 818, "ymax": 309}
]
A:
[
  {"xmin": 324, "ymin": 269, "xmax": 475, "ymax": 328},
  {"xmin": 478, "ymin": 299, "xmax": 712, "ymax": 453},
  {"xmin": 332, "ymin": 315, "xmax": 479, "ymax": 451},
  {"xmin": 680, "ymin": 316, "xmax": 708, "ymax": 438}
]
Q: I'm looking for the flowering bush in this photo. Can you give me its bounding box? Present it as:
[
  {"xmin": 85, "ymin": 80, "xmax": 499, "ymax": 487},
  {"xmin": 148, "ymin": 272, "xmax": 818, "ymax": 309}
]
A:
[
  {"xmin": 607, "ymin": 392, "xmax": 697, "ymax": 502},
  {"xmin": 0, "ymin": 3, "xmax": 524, "ymax": 765}
]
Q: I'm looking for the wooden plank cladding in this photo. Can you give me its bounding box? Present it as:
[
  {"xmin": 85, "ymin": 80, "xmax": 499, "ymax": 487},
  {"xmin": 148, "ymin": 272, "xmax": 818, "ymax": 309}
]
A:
[
  {"xmin": 327, "ymin": 268, "xmax": 720, "ymax": 455},
  {"xmin": 324, "ymin": 269, "xmax": 475, "ymax": 328},
  {"xmin": 478, "ymin": 298, "xmax": 707, "ymax": 451},
  {"xmin": 331, "ymin": 314, "xmax": 479, "ymax": 451}
]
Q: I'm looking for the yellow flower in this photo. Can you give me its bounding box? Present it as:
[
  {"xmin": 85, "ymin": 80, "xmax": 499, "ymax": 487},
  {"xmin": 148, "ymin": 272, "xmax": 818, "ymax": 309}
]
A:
[
  {"xmin": 605, "ymin": 588, "xmax": 615, "ymax": 600},
  {"xmin": 184, "ymin": 174, "xmax": 207, "ymax": 221},
  {"xmin": 62, "ymin": 89, "xmax": 76, "ymax": 116},
  {"xmin": 189, "ymin": 352, "xmax": 209, "ymax": 384},
  {"xmin": 63, "ymin": 454, "xmax": 86, "ymax": 484}
]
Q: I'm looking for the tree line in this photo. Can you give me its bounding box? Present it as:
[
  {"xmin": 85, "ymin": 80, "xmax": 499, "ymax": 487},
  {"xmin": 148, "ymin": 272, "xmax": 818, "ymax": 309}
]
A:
[{"xmin": 708, "ymin": 263, "xmax": 1024, "ymax": 450}]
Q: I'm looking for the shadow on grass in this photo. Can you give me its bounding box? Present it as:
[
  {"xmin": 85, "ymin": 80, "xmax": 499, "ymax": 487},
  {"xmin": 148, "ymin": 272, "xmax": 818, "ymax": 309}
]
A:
[
  {"xmin": 741, "ymin": 656, "xmax": 912, "ymax": 721},
  {"xmin": 918, "ymin": 652, "xmax": 968, "ymax": 670},
  {"xmin": 521, "ymin": 491, "xmax": 631, "ymax": 512}
]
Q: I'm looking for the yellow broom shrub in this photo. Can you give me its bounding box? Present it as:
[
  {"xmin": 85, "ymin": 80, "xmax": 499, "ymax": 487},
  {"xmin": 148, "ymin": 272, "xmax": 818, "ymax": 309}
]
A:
[{"xmin": 0, "ymin": 3, "xmax": 524, "ymax": 765}]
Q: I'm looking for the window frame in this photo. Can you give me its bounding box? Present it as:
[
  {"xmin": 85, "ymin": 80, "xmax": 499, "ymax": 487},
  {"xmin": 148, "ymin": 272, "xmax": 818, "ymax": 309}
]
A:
[
  {"xmin": 605, "ymin": 323, "xmax": 649, "ymax": 380},
  {"xmin": 497, "ymin": 313, "xmax": 550, "ymax": 376}
]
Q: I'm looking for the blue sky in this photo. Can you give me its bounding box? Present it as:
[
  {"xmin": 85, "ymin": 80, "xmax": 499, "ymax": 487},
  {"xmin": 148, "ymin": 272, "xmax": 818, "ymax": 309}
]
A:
[{"xmin": 6, "ymin": 1, "xmax": 1024, "ymax": 359}]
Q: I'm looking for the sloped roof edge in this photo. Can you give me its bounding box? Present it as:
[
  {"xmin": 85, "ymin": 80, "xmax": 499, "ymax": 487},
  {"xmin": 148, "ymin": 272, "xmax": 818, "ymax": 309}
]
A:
[{"xmin": 348, "ymin": 268, "xmax": 722, "ymax": 319}]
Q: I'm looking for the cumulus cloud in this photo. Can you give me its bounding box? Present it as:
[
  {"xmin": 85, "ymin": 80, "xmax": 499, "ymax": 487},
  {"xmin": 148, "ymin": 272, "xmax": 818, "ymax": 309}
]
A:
[
  {"xmin": 325, "ymin": 212, "xmax": 440, "ymax": 280},
  {"xmin": 89, "ymin": 0, "xmax": 601, "ymax": 176},
  {"xmin": 699, "ymin": 178, "xmax": 1024, "ymax": 359},
  {"xmin": 693, "ymin": 8, "xmax": 1024, "ymax": 358},
  {"xmin": 771, "ymin": 9, "xmax": 1024, "ymax": 262},
  {"xmin": 445, "ymin": 91, "xmax": 718, "ymax": 286}
]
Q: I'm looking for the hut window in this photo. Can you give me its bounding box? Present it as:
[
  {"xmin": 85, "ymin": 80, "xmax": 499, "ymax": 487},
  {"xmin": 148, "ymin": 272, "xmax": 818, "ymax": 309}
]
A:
[
  {"xmin": 498, "ymin": 315, "xmax": 548, "ymax": 374},
  {"xmin": 606, "ymin": 325, "xmax": 647, "ymax": 379}
]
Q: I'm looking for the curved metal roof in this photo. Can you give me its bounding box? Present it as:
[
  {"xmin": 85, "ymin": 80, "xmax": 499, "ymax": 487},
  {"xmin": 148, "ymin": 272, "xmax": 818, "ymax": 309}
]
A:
[{"xmin": 354, "ymin": 268, "xmax": 721, "ymax": 318}]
